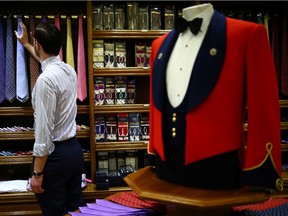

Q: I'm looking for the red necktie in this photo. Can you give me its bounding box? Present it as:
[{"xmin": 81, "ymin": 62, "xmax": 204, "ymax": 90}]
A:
[
  {"xmin": 54, "ymin": 15, "xmax": 63, "ymax": 60},
  {"xmin": 77, "ymin": 15, "xmax": 87, "ymax": 102},
  {"xmin": 281, "ymin": 16, "xmax": 288, "ymax": 96},
  {"xmin": 272, "ymin": 14, "xmax": 280, "ymax": 86},
  {"xmin": 29, "ymin": 15, "xmax": 40, "ymax": 93}
]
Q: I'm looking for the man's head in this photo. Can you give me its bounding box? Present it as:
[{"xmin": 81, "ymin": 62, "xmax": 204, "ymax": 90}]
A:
[{"xmin": 34, "ymin": 22, "xmax": 62, "ymax": 56}]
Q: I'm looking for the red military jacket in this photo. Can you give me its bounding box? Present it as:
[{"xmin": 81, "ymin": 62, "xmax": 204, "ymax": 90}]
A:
[{"xmin": 148, "ymin": 11, "xmax": 282, "ymax": 190}]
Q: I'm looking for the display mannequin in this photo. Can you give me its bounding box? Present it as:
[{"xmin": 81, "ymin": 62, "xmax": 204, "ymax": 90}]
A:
[{"xmin": 148, "ymin": 3, "xmax": 282, "ymax": 190}]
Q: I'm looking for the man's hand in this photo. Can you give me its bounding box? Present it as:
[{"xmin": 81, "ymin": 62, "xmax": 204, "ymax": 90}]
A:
[
  {"xmin": 14, "ymin": 21, "xmax": 30, "ymax": 47},
  {"xmin": 30, "ymin": 175, "xmax": 45, "ymax": 194}
]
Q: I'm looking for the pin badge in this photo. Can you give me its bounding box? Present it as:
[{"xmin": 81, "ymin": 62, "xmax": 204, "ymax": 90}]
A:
[
  {"xmin": 210, "ymin": 48, "xmax": 217, "ymax": 56},
  {"xmin": 158, "ymin": 53, "xmax": 163, "ymax": 59}
]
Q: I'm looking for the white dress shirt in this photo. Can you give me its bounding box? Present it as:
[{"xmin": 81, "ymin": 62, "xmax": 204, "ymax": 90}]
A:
[
  {"xmin": 166, "ymin": 3, "xmax": 214, "ymax": 108},
  {"xmin": 32, "ymin": 56, "xmax": 78, "ymax": 156}
]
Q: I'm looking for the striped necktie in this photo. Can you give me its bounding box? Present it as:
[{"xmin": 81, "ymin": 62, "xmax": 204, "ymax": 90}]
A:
[
  {"xmin": 281, "ymin": 17, "xmax": 288, "ymax": 96},
  {"xmin": 77, "ymin": 16, "xmax": 87, "ymax": 102},
  {"xmin": 66, "ymin": 16, "xmax": 75, "ymax": 68},
  {"xmin": 0, "ymin": 17, "xmax": 5, "ymax": 103},
  {"xmin": 16, "ymin": 16, "xmax": 29, "ymax": 103},
  {"xmin": 54, "ymin": 15, "xmax": 63, "ymax": 60},
  {"xmin": 5, "ymin": 16, "xmax": 16, "ymax": 102},
  {"xmin": 29, "ymin": 15, "xmax": 40, "ymax": 93}
]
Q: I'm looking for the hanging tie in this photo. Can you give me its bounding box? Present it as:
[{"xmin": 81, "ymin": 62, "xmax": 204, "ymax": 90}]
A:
[
  {"xmin": 77, "ymin": 15, "xmax": 87, "ymax": 102},
  {"xmin": 54, "ymin": 15, "xmax": 63, "ymax": 60},
  {"xmin": 0, "ymin": 17, "xmax": 5, "ymax": 104},
  {"xmin": 5, "ymin": 15, "xmax": 16, "ymax": 102},
  {"xmin": 16, "ymin": 16, "xmax": 29, "ymax": 103},
  {"xmin": 281, "ymin": 17, "xmax": 288, "ymax": 96},
  {"xmin": 41, "ymin": 15, "xmax": 47, "ymax": 23},
  {"xmin": 29, "ymin": 15, "xmax": 40, "ymax": 93},
  {"xmin": 272, "ymin": 14, "xmax": 280, "ymax": 88},
  {"xmin": 66, "ymin": 16, "xmax": 75, "ymax": 68},
  {"xmin": 175, "ymin": 17, "xmax": 203, "ymax": 35}
]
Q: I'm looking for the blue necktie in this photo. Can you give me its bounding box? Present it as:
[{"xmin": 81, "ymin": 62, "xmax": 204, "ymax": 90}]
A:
[
  {"xmin": 16, "ymin": 16, "xmax": 29, "ymax": 103},
  {"xmin": 5, "ymin": 16, "xmax": 16, "ymax": 102},
  {"xmin": 0, "ymin": 17, "xmax": 5, "ymax": 103}
]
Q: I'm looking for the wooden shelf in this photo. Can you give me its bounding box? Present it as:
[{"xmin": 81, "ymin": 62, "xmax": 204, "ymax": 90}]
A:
[
  {"xmin": 0, "ymin": 130, "xmax": 90, "ymax": 140},
  {"xmin": 96, "ymin": 141, "xmax": 148, "ymax": 151},
  {"xmin": 280, "ymin": 100, "xmax": 288, "ymax": 108},
  {"xmin": 93, "ymin": 30, "xmax": 169, "ymax": 39},
  {"xmin": 94, "ymin": 67, "xmax": 150, "ymax": 76},
  {"xmin": 94, "ymin": 104, "xmax": 150, "ymax": 114},
  {"xmin": 0, "ymin": 153, "xmax": 91, "ymax": 165},
  {"xmin": 0, "ymin": 105, "xmax": 89, "ymax": 116},
  {"xmin": 244, "ymin": 122, "xmax": 288, "ymax": 131}
]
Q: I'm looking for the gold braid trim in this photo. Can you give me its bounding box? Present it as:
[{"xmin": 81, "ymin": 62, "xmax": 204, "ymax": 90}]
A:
[{"xmin": 243, "ymin": 142, "xmax": 283, "ymax": 191}]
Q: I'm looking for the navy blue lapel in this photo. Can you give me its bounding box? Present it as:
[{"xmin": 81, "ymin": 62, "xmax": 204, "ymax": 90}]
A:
[
  {"xmin": 186, "ymin": 11, "xmax": 226, "ymax": 111},
  {"xmin": 152, "ymin": 30, "xmax": 179, "ymax": 111},
  {"xmin": 152, "ymin": 11, "xmax": 226, "ymax": 112}
]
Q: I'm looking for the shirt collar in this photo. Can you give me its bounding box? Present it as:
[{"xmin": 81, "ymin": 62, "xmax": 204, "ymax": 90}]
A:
[
  {"xmin": 182, "ymin": 3, "xmax": 214, "ymax": 34},
  {"xmin": 41, "ymin": 55, "xmax": 61, "ymax": 72}
]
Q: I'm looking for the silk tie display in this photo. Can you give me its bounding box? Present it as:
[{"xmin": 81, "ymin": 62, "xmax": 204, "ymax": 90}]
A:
[
  {"xmin": 54, "ymin": 15, "xmax": 63, "ymax": 60},
  {"xmin": 16, "ymin": 16, "xmax": 29, "ymax": 103},
  {"xmin": 29, "ymin": 15, "xmax": 40, "ymax": 92},
  {"xmin": 5, "ymin": 16, "xmax": 16, "ymax": 102},
  {"xmin": 77, "ymin": 16, "xmax": 87, "ymax": 102},
  {"xmin": 175, "ymin": 17, "xmax": 203, "ymax": 34},
  {"xmin": 0, "ymin": 17, "xmax": 5, "ymax": 103},
  {"xmin": 281, "ymin": 17, "xmax": 288, "ymax": 96},
  {"xmin": 66, "ymin": 16, "xmax": 75, "ymax": 68}
]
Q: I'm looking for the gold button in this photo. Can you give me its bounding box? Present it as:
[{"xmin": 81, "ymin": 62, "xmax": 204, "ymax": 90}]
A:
[
  {"xmin": 172, "ymin": 128, "xmax": 176, "ymax": 132},
  {"xmin": 172, "ymin": 113, "xmax": 177, "ymax": 122},
  {"xmin": 172, "ymin": 132, "xmax": 176, "ymax": 137}
]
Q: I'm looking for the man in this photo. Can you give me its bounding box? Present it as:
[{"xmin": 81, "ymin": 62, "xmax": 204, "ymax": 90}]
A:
[
  {"xmin": 148, "ymin": 3, "xmax": 282, "ymax": 190},
  {"xmin": 15, "ymin": 21, "xmax": 85, "ymax": 215}
]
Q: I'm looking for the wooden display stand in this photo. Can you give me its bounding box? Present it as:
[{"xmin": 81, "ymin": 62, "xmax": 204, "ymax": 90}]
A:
[{"xmin": 124, "ymin": 166, "xmax": 270, "ymax": 216}]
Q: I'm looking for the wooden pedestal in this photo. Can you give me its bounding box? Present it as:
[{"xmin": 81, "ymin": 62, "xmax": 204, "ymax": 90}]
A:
[{"xmin": 124, "ymin": 166, "xmax": 270, "ymax": 216}]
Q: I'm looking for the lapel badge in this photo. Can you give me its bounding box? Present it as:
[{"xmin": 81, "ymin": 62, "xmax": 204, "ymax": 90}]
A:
[
  {"xmin": 158, "ymin": 52, "xmax": 163, "ymax": 60},
  {"xmin": 210, "ymin": 48, "xmax": 217, "ymax": 56}
]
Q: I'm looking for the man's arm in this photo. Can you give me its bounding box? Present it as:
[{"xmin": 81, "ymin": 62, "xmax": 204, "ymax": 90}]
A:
[{"xmin": 14, "ymin": 21, "xmax": 40, "ymax": 62}]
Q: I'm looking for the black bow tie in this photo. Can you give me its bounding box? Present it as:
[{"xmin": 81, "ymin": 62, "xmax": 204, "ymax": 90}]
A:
[{"xmin": 175, "ymin": 17, "xmax": 203, "ymax": 35}]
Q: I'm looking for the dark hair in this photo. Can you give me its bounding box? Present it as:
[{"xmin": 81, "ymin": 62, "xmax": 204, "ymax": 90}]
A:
[{"xmin": 34, "ymin": 22, "xmax": 62, "ymax": 55}]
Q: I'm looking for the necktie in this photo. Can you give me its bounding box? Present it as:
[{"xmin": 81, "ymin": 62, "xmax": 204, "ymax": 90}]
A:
[
  {"xmin": 175, "ymin": 17, "xmax": 203, "ymax": 34},
  {"xmin": 272, "ymin": 14, "xmax": 280, "ymax": 88},
  {"xmin": 41, "ymin": 15, "xmax": 47, "ymax": 23},
  {"xmin": 29, "ymin": 15, "xmax": 40, "ymax": 93},
  {"xmin": 0, "ymin": 17, "xmax": 5, "ymax": 103},
  {"xmin": 66, "ymin": 16, "xmax": 75, "ymax": 68},
  {"xmin": 281, "ymin": 17, "xmax": 288, "ymax": 96},
  {"xmin": 77, "ymin": 16, "xmax": 87, "ymax": 102},
  {"xmin": 16, "ymin": 16, "xmax": 29, "ymax": 103},
  {"xmin": 5, "ymin": 16, "xmax": 16, "ymax": 102},
  {"xmin": 54, "ymin": 15, "xmax": 63, "ymax": 60}
]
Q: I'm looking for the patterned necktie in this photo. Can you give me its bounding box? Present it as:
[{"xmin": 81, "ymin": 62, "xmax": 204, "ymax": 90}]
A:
[
  {"xmin": 54, "ymin": 15, "xmax": 63, "ymax": 60},
  {"xmin": 66, "ymin": 16, "xmax": 75, "ymax": 68},
  {"xmin": 0, "ymin": 17, "xmax": 5, "ymax": 103},
  {"xmin": 29, "ymin": 15, "xmax": 39, "ymax": 93},
  {"xmin": 77, "ymin": 16, "xmax": 87, "ymax": 102},
  {"xmin": 272, "ymin": 14, "xmax": 280, "ymax": 87},
  {"xmin": 5, "ymin": 16, "xmax": 16, "ymax": 102},
  {"xmin": 281, "ymin": 17, "xmax": 288, "ymax": 96},
  {"xmin": 16, "ymin": 16, "xmax": 29, "ymax": 103}
]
